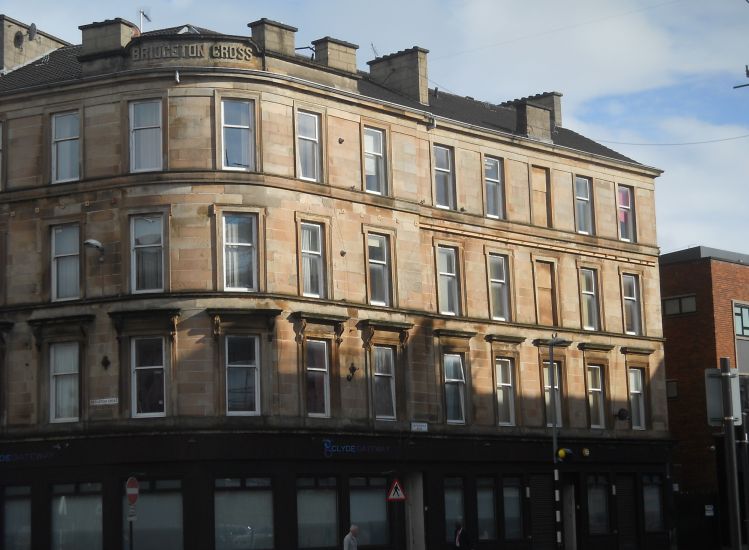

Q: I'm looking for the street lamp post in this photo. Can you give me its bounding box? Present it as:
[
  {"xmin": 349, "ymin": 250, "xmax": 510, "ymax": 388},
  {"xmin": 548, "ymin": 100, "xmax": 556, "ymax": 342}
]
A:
[{"xmin": 548, "ymin": 333, "xmax": 571, "ymax": 549}]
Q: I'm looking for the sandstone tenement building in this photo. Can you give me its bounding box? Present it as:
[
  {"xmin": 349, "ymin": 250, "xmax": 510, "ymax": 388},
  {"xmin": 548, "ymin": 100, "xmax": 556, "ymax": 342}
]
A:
[{"xmin": 0, "ymin": 15, "xmax": 669, "ymax": 550}]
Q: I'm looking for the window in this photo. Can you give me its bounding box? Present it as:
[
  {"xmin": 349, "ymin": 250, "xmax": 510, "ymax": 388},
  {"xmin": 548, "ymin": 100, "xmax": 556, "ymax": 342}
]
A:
[
  {"xmin": 349, "ymin": 477, "xmax": 389, "ymax": 545},
  {"xmin": 122, "ymin": 480, "xmax": 182, "ymax": 550},
  {"xmin": 50, "ymin": 342, "xmax": 79, "ymax": 422},
  {"xmin": 51, "ymin": 112, "xmax": 80, "ymax": 183},
  {"xmin": 305, "ymin": 339, "xmax": 330, "ymax": 417},
  {"xmin": 51, "ymin": 224, "xmax": 80, "ymax": 301},
  {"xmin": 444, "ymin": 354, "xmax": 466, "ymax": 424},
  {"xmin": 129, "ymin": 100, "xmax": 162, "ymax": 172},
  {"xmin": 476, "ymin": 478, "xmax": 497, "ymax": 541},
  {"xmin": 587, "ymin": 365, "xmax": 605, "ymax": 429},
  {"xmin": 131, "ymin": 215, "xmax": 164, "ymax": 293},
  {"xmin": 52, "ymin": 482, "xmax": 102, "ymax": 550},
  {"xmin": 297, "ymin": 477, "xmax": 337, "ymax": 548},
  {"xmin": 364, "ymin": 127, "xmax": 386, "ymax": 194},
  {"xmin": 629, "ymin": 368, "xmax": 646, "ymax": 430},
  {"xmin": 736, "ymin": 303, "xmax": 749, "ymax": 336},
  {"xmin": 301, "ymin": 223, "xmax": 325, "ymax": 298},
  {"xmin": 580, "ymin": 268, "xmax": 600, "ymax": 330},
  {"xmin": 543, "ymin": 360, "xmax": 563, "ymax": 427},
  {"xmin": 443, "ymin": 478, "xmax": 464, "ymax": 543},
  {"xmin": 586, "ymin": 475, "xmax": 610, "ymax": 534},
  {"xmin": 225, "ymin": 335, "xmax": 260, "ymax": 415},
  {"xmin": 367, "ymin": 233, "xmax": 391, "ymax": 306},
  {"xmin": 622, "ymin": 274, "xmax": 642, "ymax": 335},
  {"xmin": 221, "ymin": 99, "xmax": 255, "ymax": 171},
  {"xmin": 224, "ymin": 213, "xmax": 257, "ymax": 291},
  {"xmin": 489, "ymin": 254, "xmax": 510, "ymax": 321},
  {"xmin": 502, "ymin": 478, "xmax": 523, "ymax": 540},
  {"xmin": 617, "ymin": 185, "xmax": 636, "ymax": 242},
  {"xmin": 131, "ymin": 337, "xmax": 166, "ymax": 418},
  {"xmin": 643, "ymin": 475, "xmax": 664, "ymax": 531},
  {"xmin": 373, "ymin": 346, "xmax": 396, "ymax": 420},
  {"xmin": 297, "ymin": 111, "xmax": 321, "ymax": 182},
  {"xmin": 3, "ymin": 486, "xmax": 31, "ymax": 550},
  {"xmin": 735, "ymin": 304, "xmax": 749, "ymax": 376},
  {"xmin": 437, "ymin": 246, "xmax": 460, "ymax": 315},
  {"xmin": 574, "ymin": 176, "xmax": 594, "ymax": 234},
  {"xmin": 434, "ymin": 145, "xmax": 455, "ymax": 209},
  {"xmin": 663, "ymin": 295, "xmax": 696, "ymax": 316},
  {"xmin": 485, "ymin": 157, "xmax": 505, "ymax": 219},
  {"xmin": 496, "ymin": 358, "xmax": 515, "ymax": 426},
  {"xmin": 215, "ymin": 478, "xmax": 273, "ymax": 550}
]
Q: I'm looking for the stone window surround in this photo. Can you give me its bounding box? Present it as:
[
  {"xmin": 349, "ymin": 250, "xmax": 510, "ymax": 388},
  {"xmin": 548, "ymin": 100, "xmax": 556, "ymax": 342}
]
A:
[
  {"xmin": 575, "ymin": 257, "xmax": 606, "ymax": 333},
  {"xmin": 486, "ymin": 334, "xmax": 525, "ymax": 427},
  {"xmin": 530, "ymin": 252, "xmax": 562, "ymax": 328},
  {"xmin": 533, "ymin": 337, "xmax": 572, "ymax": 428},
  {"xmin": 362, "ymin": 224, "xmax": 398, "ymax": 309},
  {"xmin": 294, "ymin": 212, "xmax": 333, "ymax": 300},
  {"xmin": 49, "ymin": 108, "xmax": 84, "ymax": 185},
  {"xmin": 430, "ymin": 142, "xmax": 457, "ymax": 211},
  {"xmin": 293, "ymin": 102, "xmax": 327, "ymax": 184},
  {"xmin": 619, "ymin": 267, "xmax": 646, "ymax": 337},
  {"xmin": 573, "ymin": 174, "xmax": 595, "ymax": 236},
  {"xmin": 42, "ymin": 214, "xmax": 85, "ymax": 303},
  {"xmin": 435, "ymin": 329, "xmax": 476, "ymax": 425},
  {"xmin": 621, "ymin": 346, "xmax": 654, "ymax": 431},
  {"xmin": 360, "ymin": 119, "xmax": 392, "ymax": 196},
  {"xmin": 126, "ymin": 208, "xmax": 171, "ymax": 295},
  {"xmin": 211, "ymin": 204, "xmax": 267, "ymax": 293},
  {"xmin": 578, "ymin": 343, "xmax": 616, "ymax": 430},
  {"xmin": 433, "ymin": 237, "xmax": 467, "ymax": 317},
  {"xmin": 124, "ymin": 95, "xmax": 168, "ymax": 174},
  {"xmin": 480, "ymin": 153, "xmax": 507, "ymax": 220},
  {"xmin": 213, "ymin": 90, "xmax": 261, "ymax": 173},
  {"xmin": 616, "ymin": 183, "xmax": 638, "ymax": 243},
  {"xmin": 483, "ymin": 245, "xmax": 515, "ymax": 323}
]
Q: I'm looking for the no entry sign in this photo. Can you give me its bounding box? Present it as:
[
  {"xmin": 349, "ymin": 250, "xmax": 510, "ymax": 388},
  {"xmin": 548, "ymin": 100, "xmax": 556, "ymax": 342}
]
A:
[{"xmin": 126, "ymin": 477, "xmax": 139, "ymax": 505}]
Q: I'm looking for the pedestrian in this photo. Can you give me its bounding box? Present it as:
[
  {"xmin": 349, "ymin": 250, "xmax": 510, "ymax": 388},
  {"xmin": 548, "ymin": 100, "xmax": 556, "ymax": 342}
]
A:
[
  {"xmin": 343, "ymin": 524, "xmax": 359, "ymax": 550},
  {"xmin": 454, "ymin": 520, "xmax": 472, "ymax": 549}
]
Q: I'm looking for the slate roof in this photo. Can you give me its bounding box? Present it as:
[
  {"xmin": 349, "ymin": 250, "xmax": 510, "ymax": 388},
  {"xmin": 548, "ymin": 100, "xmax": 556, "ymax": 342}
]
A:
[{"xmin": 0, "ymin": 26, "xmax": 640, "ymax": 166}]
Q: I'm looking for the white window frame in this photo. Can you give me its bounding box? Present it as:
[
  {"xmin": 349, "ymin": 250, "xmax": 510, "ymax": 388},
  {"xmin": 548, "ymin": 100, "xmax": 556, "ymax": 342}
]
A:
[
  {"xmin": 574, "ymin": 176, "xmax": 593, "ymax": 234},
  {"xmin": 622, "ymin": 273, "xmax": 642, "ymax": 335},
  {"xmin": 50, "ymin": 341, "xmax": 79, "ymax": 423},
  {"xmin": 434, "ymin": 145, "xmax": 456, "ymax": 210},
  {"xmin": 306, "ymin": 339, "xmax": 330, "ymax": 418},
  {"xmin": 364, "ymin": 127, "xmax": 387, "ymax": 195},
  {"xmin": 495, "ymin": 357, "xmax": 515, "ymax": 426},
  {"xmin": 223, "ymin": 213, "xmax": 258, "ymax": 292},
  {"xmin": 617, "ymin": 185, "xmax": 636, "ymax": 242},
  {"xmin": 129, "ymin": 99, "xmax": 163, "ymax": 173},
  {"xmin": 130, "ymin": 214, "xmax": 164, "ymax": 294},
  {"xmin": 629, "ymin": 367, "xmax": 646, "ymax": 430},
  {"xmin": 437, "ymin": 246, "xmax": 460, "ymax": 316},
  {"xmin": 300, "ymin": 222, "xmax": 324, "ymax": 298},
  {"xmin": 587, "ymin": 365, "xmax": 605, "ymax": 429},
  {"xmin": 368, "ymin": 233, "xmax": 391, "ymax": 306},
  {"xmin": 484, "ymin": 157, "xmax": 504, "ymax": 219},
  {"xmin": 580, "ymin": 268, "xmax": 600, "ymax": 331},
  {"xmin": 489, "ymin": 254, "xmax": 510, "ymax": 321},
  {"xmin": 297, "ymin": 111, "xmax": 322, "ymax": 182},
  {"xmin": 221, "ymin": 99, "xmax": 255, "ymax": 171},
  {"xmin": 444, "ymin": 353, "xmax": 466, "ymax": 424},
  {"xmin": 51, "ymin": 111, "xmax": 80, "ymax": 184},
  {"xmin": 51, "ymin": 223, "xmax": 80, "ymax": 302},
  {"xmin": 225, "ymin": 334, "xmax": 261, "ymax": 416},
  {"xmin": 373, "ymin": 345, "xmax": 396, "ymax": 420},
  {"xmin": 543, "ymin": 360, "xmax": 563, "ymax": 427},
  {"xmin": 131, "ymin": 337, "xmax": 166, "ymax": 419}
]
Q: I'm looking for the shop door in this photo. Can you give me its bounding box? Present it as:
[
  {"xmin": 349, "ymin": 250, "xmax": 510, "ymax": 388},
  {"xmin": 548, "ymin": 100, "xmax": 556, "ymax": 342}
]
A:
[
  {"xmin": 615, "ymin": 474, "xmax": 638, "ymax": 550},
  {"xmin": 529, "ymin": 474, "xmax": 555, "ymax": 550},
  {"xmin": 562, "ymin": 480, "xmax": 578, "ymax": 550}
]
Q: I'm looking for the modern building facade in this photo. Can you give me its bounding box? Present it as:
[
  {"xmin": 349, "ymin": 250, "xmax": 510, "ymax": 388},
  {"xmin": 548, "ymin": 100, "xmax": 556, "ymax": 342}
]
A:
[
  {"xmin": 660, "ymin": 246, "xmax": 749, "ymax": 550},
  {"xmin": 0, "ymin": 14, "xmax": 669, "ymax": 550}
]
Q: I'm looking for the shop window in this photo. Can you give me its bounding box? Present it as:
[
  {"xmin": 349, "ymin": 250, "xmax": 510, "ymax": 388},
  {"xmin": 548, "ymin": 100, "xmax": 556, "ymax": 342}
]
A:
[
  {"xmin": 296, "ymin": 477, "xmax": 337, "ymax": 548},
  {"xmin": 476, "ymin": 478, "xmax": 497, "ymax": 541},
  {"xmin": 3, "ymin": 486, "xmax": 31, "ymax": 550},
  {"xmin": 349, "ymin": 477, "xmax": 389, "ymax": 546},
  {"xmin": 221, "ymin": 99, "xmax": 255, "ymax": 171},
  {"xmin": 51, "ymin": 482, "xmax": 102, "ymax": 550},
  {"xmin": 122, "ymin": 480, "xmax": 183, "ymax": 550},
  {"xmin": 214, "ymin": 478, "xmax": 273, "ymax": 550},
  {"xmin": 502, "ymin": 478, "xmax": 523, "ymax": 540},
  {"xmin": 586, "ymin": 475, "xmax": 609, "ymax": 535},
  {"xmin": 443, "ymin": 477, "xmax": 465, "ymax": 543},
  {"xmin": 643, "ymin": 475, "xmax": 664, "ymax": 532}
]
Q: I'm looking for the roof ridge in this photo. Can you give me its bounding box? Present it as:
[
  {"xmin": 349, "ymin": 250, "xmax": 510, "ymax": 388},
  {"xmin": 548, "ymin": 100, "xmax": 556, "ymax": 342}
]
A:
[{"xmin": 498, "ymin": 91, "xmax": 562, "ymax": 106}]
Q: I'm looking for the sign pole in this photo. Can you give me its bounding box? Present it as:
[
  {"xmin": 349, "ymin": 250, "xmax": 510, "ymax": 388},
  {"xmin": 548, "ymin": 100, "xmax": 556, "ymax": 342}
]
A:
[
  {"xmin": 721, "ymin": 357, "xmax": 742, "ymax": 550},
  {"xmin": 129, "ymin": 521, "xmax": 134, "ymax": 550}
]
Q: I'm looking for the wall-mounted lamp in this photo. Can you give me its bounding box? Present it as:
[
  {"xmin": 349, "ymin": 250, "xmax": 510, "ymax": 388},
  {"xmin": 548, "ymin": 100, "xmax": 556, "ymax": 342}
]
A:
[
  {"xmin": 615, "ymin": 408, "xmax": 630, "ymax": 421},
  {"xmin": 84, "ymin": 239, "xmax": 105, "ymax": 262},
  {"xmin": 101, "ymin": 355, "xmax": 111, "ymax": 369},
  {"xmin": 346, "ymin": 363, "xmax": 358, "ymax": 381}
]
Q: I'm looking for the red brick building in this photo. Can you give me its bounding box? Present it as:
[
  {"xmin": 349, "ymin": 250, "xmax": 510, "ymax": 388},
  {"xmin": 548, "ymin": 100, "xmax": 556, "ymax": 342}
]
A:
[{"xmin": 660, "ymin": 246, "xmax": 749, "ymax": 549}]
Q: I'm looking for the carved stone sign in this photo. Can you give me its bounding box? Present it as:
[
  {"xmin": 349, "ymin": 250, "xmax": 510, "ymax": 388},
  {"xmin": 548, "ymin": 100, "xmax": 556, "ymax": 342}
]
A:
[{"xmin": 127, "ymin": 38, "xmax": 260, "ymax": 70}]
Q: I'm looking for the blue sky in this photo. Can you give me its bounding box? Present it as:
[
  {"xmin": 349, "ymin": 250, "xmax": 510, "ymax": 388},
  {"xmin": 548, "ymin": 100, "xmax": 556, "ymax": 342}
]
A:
[{"xmin": 6, "ymin": 0, "xmax": 749, "ymax": 253}]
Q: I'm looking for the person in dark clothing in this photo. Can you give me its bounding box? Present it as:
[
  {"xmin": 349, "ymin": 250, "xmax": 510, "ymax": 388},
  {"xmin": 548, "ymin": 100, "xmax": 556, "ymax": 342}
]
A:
[{"xmin": 454, "ymin": 521, "xmax": 472, "ymax": 549}]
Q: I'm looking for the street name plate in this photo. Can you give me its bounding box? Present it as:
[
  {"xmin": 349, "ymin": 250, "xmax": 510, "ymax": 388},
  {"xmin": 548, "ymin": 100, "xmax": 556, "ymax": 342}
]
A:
[{"xmin": 705, "ymin": 368, "xmax": 742, "ymax": 427}]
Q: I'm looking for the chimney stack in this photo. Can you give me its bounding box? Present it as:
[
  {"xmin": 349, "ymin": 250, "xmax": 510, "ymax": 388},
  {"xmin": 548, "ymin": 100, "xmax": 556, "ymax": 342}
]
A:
[
  {"xmin": 78, "ymin": 18, "xmax": 138, "ymax": 58},
  {"xmin": 248, "ymin": 18, "xmax": 297, "ymax": 57},
  {"xmin": 516, "ymin": 102, "xmax": 553, "ymax": 143},
  {"xmin": 312, "ymin": 36, "xmax": 358, "ymax": 74},
  {"xmin": 368, "ymin": 47, "xmax": 429, "ymax": 105}
]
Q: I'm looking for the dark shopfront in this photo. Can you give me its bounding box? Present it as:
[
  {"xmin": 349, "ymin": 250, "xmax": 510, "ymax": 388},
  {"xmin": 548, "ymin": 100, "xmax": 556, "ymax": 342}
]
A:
[{"xmin": 0, "ymin": 431, "xmax": 671, "ymax": 550}]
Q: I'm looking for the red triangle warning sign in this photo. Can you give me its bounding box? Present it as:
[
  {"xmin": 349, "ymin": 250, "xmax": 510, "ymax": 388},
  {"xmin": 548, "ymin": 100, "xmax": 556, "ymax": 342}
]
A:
[{"xmin": 387, "ymin": 479, "xmax": 407, "ymax": 501}]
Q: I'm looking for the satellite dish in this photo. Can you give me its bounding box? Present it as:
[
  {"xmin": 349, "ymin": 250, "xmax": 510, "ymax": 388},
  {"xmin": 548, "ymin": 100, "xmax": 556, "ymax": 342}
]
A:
[
  {"xmin": 13, "ymin": 31, "xmax": 24, "ymax": 49},
  {"xmin": 28, "ymin": 23, "xmax": 38, "ymax": 41}
]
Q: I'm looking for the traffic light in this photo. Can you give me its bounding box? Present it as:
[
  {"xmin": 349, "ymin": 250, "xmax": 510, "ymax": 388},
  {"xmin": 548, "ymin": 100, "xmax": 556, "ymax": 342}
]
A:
[{"xmin": 556, "ymin": 447, "xmax": 573, "ymax": 462}]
